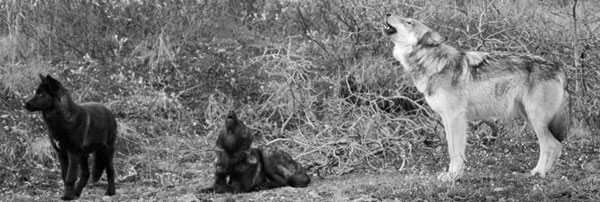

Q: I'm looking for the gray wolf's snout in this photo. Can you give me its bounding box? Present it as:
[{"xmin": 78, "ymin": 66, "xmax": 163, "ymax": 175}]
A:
[{"xmin": 382, "ymin": 15, "xmax": 397, "ymax": 35}]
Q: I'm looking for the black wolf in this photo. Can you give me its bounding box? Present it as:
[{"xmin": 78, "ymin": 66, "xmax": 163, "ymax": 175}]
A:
[
  {"xmin": 25, "ymin": 74, "xmax": 117, "ymax": 200},
  {"xmin": 200, "ymin": 111, "xmax": 310, "ymax": 193}
]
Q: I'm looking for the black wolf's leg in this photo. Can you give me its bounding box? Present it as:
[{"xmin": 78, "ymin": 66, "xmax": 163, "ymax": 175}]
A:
[
  {"xmin": 61, "ymin": 152, "xmax": 80, "ymax": 200},
  {"xmin": 213, "ymin": 172, "xmax": 229, "ymax": 193},
  {"xmin": 102, "ymin": 146, "xmax": 116, "ymax": 196},
  {"xmin": 258, "ymin": 174, "xmax": 287, "ymax": 190},
  {"xmin": 232, "ymin": 170, "xmax": 263, "ymax": 193},
  {"xmin": 74, "ymin": 154, "xmax": 90, "ymax": 197},
  {"xmin": 199, "ymin": 172, "xmax": 229, "ymax": 193},
  {"xmin": 58, "ymin": 149, "xmax": 69, "ymax": 181},
  {"xmin": 91, "ymin": 151, "xmax": 106, "ymax": 183},
  {"xmin": 229, "ymin": 180, "xmax": 244, "ymax": 193},
  {"xmin": 261, "ymin": 171, "xmax": 310, "ymax": 189}
]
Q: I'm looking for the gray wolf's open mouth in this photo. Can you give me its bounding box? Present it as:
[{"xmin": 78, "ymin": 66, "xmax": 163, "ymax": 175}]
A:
[{"xmin": 383, "ymin": 21, "xmax": 397, "ymax": 35}]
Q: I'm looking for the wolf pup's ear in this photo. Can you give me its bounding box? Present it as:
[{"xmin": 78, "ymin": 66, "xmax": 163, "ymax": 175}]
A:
[
  {"xmin": 46, "ymin": 75, "xmax": 58, "ymax": 83},
  {"xmin": 420, "ymin": 31, "xmax": 446, "ymax": 46},
  {"xmin": 45, "ymin": 75, "xmax": 61, "ymax": 90}
]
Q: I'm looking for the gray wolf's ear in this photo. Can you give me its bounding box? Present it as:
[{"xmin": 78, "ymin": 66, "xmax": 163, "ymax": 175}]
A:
[
  {"xmin": 38, "ymin": 74, "xmax": 46, "ymax": 82},
  {"xmin": 420, "ymin": 31, "xmax": 446, "ymax": 46}
]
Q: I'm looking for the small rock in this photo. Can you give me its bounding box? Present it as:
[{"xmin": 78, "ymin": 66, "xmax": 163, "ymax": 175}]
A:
[
  {"xmin": 102, "ymin": 196, "xmax": 112, "ymax": 202},
  {"xmin": 177, "ymin": 193, "xmax": 199, "ymax": 202},
  {"xmin": 492, "ymin": 186, "xmax": 512, "ymax": 192},
  {"xmin": 493, "ymin": 187, "xmax": 507, "ymax": 192},
  {"xmin": 308, "ymin": 191, "xmax": 320, "ymax": 198}
]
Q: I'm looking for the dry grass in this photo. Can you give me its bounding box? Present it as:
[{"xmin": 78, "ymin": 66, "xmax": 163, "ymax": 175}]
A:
[{"xmin": 0, "ymin": 61, "xmax": 54, "ymax": 96}]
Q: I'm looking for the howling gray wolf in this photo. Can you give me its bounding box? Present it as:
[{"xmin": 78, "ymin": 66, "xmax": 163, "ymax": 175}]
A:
[
  {"xmin": 383, "ymin": 14, "xmax": 570, "ymax": 181},
  {"xmin": 25, "ymin": 74, "xmax": 117, "ymax": 200}
]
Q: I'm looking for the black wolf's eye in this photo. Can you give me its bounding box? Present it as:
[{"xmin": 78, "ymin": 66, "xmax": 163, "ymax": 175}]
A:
[{"xmin": 36, "ymin": 92, "xmax": 47, "ymax": 97}]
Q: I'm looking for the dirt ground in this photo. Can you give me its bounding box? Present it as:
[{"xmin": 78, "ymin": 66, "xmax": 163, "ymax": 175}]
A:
[{"xmin": 2, "ymin": 129, "xmax": 599, "ymax": 202}]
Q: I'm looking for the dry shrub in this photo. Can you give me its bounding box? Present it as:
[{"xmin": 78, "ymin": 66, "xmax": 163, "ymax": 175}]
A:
[
  {"xmin": 26, "ymin": 137, "xmax": 55, "ymax": 166},
  {"xmin": 116, "ymin": 121, "xmax": 145, "ymax": 156},
  {"xmin": 0, "ymin": 120, "xmax": 54, "ymax": 168},
  {"xmin": 202, "ymin": 39, "xmax": 437, "ymax": 175},
  {"xmin": 0, "ymin": 61, "xmax": 54, "ymax": 96},
  {"xmin": 109, "ymin": 87, "xmax": 192, "ymax": 137}
]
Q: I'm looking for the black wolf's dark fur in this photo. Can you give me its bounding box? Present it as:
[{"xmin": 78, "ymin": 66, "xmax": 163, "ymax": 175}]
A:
[
  {"xmin": 203, "ymin": 148, "xmax": 264, "ymax": 193},
  {"xmin": 25, "ymin": 74, "xmax": 117, "ymax": 200},
  {"xmin": 216, "ymin": 111, "xmax": 253, "ymax": 155},
  {"xmin": 200, "ymin": 111, "xmax": 310, "ymax": 194},
  {"xmin": 257, "ymin": 145, "xmax": 311, "ymax": 189}
]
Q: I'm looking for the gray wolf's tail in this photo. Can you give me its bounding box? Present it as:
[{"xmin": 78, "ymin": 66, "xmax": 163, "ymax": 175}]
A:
[{"xmin": 549, "ymin": 93, "xmax": 570, "ymax": 142}]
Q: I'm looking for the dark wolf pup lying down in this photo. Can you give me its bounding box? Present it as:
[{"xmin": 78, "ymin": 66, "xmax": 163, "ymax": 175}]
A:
[
  {"xmin": 200, "ymin": 111, "xmax": 311, "ymax": 193},
  {"xmin": 25, "ymin": 74, "xmax": 118, "ymax": 200}
]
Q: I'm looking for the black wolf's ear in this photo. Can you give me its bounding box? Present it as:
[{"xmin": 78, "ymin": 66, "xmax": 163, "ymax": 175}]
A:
[
  {"xmin": 45, "ymin": 75, "xmax": 61, "ymax": 90},
  {"xmin": 38, "ymin": 74, "xmax": 46, "ymax": 82},
  {"xmin": 420, "ymin": 31, "xmax": 446, "ymax": 46}
]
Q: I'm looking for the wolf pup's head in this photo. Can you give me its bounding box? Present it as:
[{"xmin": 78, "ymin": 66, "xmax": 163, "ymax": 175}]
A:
[
  {"xmin": 383, "ymin": 14, "xmax": 446, "ymax": 47},
  {"xmin": 217, "ymin": 110, "xmax": 254, "ymax": 154},
  {"xmin": 24, "ymin": 74, "xmax": 64, "ymax": 112}
]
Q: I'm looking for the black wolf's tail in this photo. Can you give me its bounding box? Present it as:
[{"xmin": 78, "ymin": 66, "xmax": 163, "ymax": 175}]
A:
[{"xmin": 549, "ymin": 93, "xmax": 570, "ymax": 142}]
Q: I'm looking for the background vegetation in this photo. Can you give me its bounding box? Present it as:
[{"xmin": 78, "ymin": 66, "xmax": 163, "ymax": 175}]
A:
[{"xmin": 0, "ymin": 0, "xmax": 599, "ymax": 201}]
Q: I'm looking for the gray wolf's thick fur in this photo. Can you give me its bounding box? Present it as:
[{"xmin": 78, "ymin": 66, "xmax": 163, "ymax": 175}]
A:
[{"xmin": 383, "ymin": 14, "xmax": 570, "ymax": 181}]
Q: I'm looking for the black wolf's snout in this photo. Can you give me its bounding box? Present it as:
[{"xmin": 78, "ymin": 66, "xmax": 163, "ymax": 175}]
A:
[
  {"xmin": 24, "ymin": 101, "xmax": 35, "ymax": 112},
  {"xmin": 225, "ymin": 111, "xmax": 238, "ymax": 129}
]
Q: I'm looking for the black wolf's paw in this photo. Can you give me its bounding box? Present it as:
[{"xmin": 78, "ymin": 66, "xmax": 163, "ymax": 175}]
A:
[
  {"xmin": 62, "ymin": 188, "xmax": 77, "ymax": 200},
  {"xmin": 106, "ymin": 189, "xmax": 116, "ymax": 196},
  {"xmin": 61, "ymin": 195, "xmax": 76, "ymax": 201},
  {"xmin": 74, "ymin": 188, "xmax": 84, "ymax": 198}
]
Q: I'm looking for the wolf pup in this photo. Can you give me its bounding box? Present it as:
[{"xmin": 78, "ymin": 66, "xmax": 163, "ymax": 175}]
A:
[
  {"xmin": 383, "ymin": 14, "xmax": 570, "ymax": 181},
  {"xmin": 25, "ymin": 74, "xmax": 118, "ymax": 200},
  {"xmin": 200, "ymin": 111, "xmax": 310, "ymax": 193}
]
